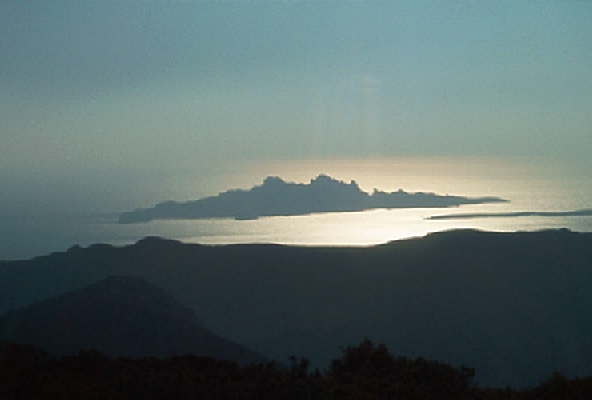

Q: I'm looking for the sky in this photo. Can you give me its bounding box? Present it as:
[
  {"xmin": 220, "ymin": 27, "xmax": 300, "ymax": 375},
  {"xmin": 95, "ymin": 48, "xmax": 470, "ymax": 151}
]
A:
[{"xmin": 1, "ymin": 1, "xmax": 591, "ymax": 215}]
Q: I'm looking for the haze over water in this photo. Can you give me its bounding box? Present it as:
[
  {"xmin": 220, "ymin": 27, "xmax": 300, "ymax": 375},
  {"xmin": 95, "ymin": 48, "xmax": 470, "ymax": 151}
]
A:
[{"xmin": 2, "ymin": 157, "xmax": 590, "ymax": 260}]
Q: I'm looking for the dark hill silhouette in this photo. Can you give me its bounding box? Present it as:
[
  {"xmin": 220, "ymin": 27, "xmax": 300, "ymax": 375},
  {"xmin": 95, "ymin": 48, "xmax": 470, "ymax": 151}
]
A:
[
  {"xmin": 118, "ymin": 174, "xmax": 507, "ymax": 223},
  {"xmin": 1, "ymin": 229, "xmax": 592, "ymax": 387},
  {"xmin": 0, "ymin": 276, "xmax": 266, "ymax": 365}
]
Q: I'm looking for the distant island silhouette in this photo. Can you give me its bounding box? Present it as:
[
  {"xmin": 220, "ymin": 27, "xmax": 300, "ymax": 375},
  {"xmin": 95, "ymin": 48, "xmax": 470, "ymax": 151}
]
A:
[
  {"xmin": 427, "ymin": 209, "xmax": 592, "ymax": 220},
  {"xmin": 119, "ymin": 174, "xmax": 507, "ymax": 223}
]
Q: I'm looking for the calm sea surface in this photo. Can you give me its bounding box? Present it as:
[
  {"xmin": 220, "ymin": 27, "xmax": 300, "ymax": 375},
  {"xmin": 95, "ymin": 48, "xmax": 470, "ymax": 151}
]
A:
[{"xmin": 2, "ymin": 157, "xmax": 591, "ymax": 260}]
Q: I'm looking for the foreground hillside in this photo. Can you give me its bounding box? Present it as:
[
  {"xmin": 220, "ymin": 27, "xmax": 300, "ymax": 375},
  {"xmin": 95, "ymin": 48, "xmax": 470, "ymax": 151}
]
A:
[
  {"xmin": 0, "ymin": 340, "xmax": 476, "ymax": 400},
  {"xmin": 3, "ymin": 339, "xmax": 592, "ymax": 399},
  {"xmin": 1, "ymin": 229, "xmax": 591, "ymax": 387}
]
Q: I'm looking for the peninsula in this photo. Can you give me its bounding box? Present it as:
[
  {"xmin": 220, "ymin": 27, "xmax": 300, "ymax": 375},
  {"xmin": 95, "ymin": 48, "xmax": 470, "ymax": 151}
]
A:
[
  {"xmin": 427, "ymin": 209, "xmax": 592, "ymax": 220},
  {"xmin": 119, "ymin": 174, "xmax": 507, "ymax": 223}
]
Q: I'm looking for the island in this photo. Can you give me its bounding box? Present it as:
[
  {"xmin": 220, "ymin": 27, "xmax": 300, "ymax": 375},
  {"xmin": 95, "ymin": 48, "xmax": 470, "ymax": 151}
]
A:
[
  {"xmin": 118, "ymin": 174, "xmax": 508, "ymax": 223},
  {"xmin": 426, "ymin": 209, "xmax": 592, "ymax": 220}
]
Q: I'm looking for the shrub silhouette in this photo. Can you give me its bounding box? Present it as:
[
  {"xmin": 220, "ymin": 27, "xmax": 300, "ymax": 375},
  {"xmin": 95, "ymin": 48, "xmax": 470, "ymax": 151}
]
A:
[
  {"xmin": 4, "ymin": 340, "xmax": 592, "ymax": 399},
  {"xmin": 325, "ymin": 338, "xmax": 474, "ymax": 399}
]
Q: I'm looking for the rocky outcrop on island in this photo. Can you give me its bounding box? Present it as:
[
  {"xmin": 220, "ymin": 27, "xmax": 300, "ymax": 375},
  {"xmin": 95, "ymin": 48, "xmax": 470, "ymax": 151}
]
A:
[{"xmin": 119, "ymin": 174, "xmax": 507, "ymax": 223}]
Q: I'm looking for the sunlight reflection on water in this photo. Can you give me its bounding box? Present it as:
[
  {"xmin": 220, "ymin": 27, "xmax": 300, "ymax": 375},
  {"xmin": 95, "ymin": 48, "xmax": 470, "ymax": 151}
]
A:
[
  {"xmin": 162, "ymin": 157, "xmax": 592, "ymax": 247},
  {"xmin": 2, "ymin": 157, "xmax": 591, "ymax": 259}
]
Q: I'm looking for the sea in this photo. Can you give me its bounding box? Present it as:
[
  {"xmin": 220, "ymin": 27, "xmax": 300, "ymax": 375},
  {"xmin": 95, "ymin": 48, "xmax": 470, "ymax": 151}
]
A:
[{"xmin": 2, "ymin": 157, "xmax": 591, "ymax": 261}]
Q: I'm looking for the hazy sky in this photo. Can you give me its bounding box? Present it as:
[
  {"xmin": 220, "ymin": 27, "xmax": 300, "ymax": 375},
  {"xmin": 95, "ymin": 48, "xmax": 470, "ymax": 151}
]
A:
[{"xmin": 1, "ymin": 1, "xmax": 591, "ymax": 214}]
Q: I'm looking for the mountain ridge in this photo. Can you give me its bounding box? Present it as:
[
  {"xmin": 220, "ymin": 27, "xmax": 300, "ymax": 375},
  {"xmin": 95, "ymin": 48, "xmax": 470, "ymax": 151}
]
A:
[{"xmin": 1, "ymin": 229, "xmax": 591, "ymax": 387}]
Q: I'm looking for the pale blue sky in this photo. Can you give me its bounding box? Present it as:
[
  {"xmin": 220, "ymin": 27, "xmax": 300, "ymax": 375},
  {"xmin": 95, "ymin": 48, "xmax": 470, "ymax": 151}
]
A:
[{"xmin": 1, "ymin": 1, "xmax": 591, "ymax": 213}]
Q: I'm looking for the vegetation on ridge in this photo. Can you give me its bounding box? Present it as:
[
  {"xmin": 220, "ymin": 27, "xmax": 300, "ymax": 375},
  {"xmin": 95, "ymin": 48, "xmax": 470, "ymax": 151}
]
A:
[{"xmin": 3, "ymin": 338, "xmax": 592, "ymax": 399}]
